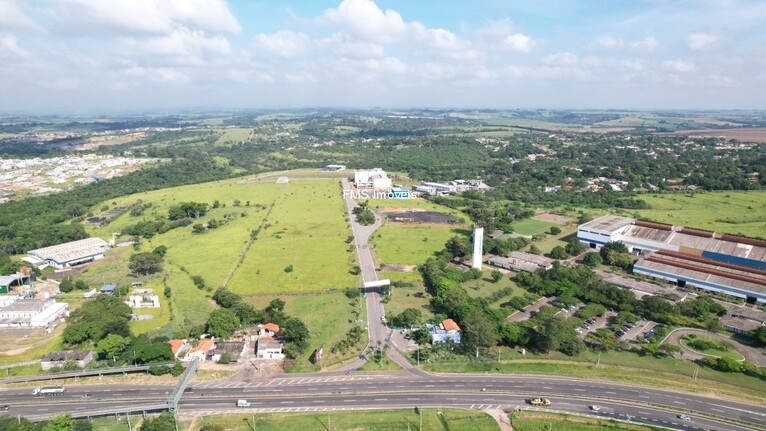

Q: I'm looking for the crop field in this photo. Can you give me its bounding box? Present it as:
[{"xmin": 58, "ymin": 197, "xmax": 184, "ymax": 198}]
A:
[
  {"xmin": 633, "ymin": 191, "xmax": 766, "ymax": 238},
  {"xmin": 511, "ymin": 218, "xmax": 556, "ymax": 236},
  {"xmin": 188, "ymin": 409, "xmax": 499, "ymax": 431}
]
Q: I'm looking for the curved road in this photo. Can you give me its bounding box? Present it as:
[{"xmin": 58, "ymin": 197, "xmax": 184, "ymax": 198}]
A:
[{"xmin": 662, "ymin": 328, "xmax": 766, "ymax": 365}]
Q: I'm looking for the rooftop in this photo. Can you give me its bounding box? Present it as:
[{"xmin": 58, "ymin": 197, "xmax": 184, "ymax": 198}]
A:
[
  {"xmin": 441, "ymin": 319, "xmax": 461, "ymax": 332},
  {"xmin": 41, "ymin": 350, "xmax": 93, "ymax": 362},
  {"xmin": 579, "ymin": 215, "xmax": 635, "ymax": 233},
  {"xmin": 27, "ymin": 237, "xmax": 108, "ymax": 264}
]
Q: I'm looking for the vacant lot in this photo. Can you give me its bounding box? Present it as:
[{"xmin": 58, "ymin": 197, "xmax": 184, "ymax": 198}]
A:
[
  {"xmin": 511, "ymin": 218, "xmax": 556, "ymax": 236},
  {"xmin": 371, "ymin": 224, "xmax": 462, "ymax": 266},
  {"xmin": 634, "ymin": 191, "xmax": 766, "ymax": 238},
  {"xmin": 189, "ymin": 409, "xmax": 499, "ymax": 431},
  {"xmin": 227, "ymin": 180, "xmax": 357, "ymax": 294},
  {"xmin": 214, "ymin": 127, "xmax": 252, "ymax": 145}
]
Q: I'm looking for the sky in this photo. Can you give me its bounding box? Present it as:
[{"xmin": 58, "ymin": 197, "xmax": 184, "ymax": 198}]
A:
[{"xmin": 1, "ymin": 0, "xmax": 765, "ymax": 112}]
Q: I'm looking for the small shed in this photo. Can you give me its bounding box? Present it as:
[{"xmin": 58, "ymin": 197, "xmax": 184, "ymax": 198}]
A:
[
  {"xmin": 100, "ymin": 284, "xmax": 118, "ymax": 295},
  {"xmin": 41, "ymin": 350, "xmax": 94, "ymax": 371}
]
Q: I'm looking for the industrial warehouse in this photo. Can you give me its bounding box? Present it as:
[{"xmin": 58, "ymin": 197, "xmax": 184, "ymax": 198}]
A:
[
  {"xmin": 25, "ymin": 237, "xmax": 109, "ymax": 269},
  {"xmin": 578, "ymin": 215, "xmax": 766, "ymax": 304}
]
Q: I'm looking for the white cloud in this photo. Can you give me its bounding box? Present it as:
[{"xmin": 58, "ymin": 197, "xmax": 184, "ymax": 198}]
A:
[
  {"xmin": 320, "ymin": 0, "xmax": 408, "ymax": 44},
  {"xmin": 594, "ymin": 35, "xmax": 623, "ymax": 48},
  {"xmin": 631, "ymin": 36, "xmax": 658, "ymax": 52},
  {"xmin": 0, "ymin": 0, "xmax": 40, "ymax": 31},
  {"xmin": 51, "ymin": 0, "xmax": 241, "ymax": 36},
  {"xmin": 254, "ymin": 30, "xmax": 310, "ymax": 59},
  {"xmin": 118, "ymin": 28, "xmax": 232, "ymax": 66},
  {"xmin": 500, "ymin": 33, "xmax": 537, "ymax": 53},
  {"xmin": 0, "ymin": 34, "xmax": 29, "ymax": 59},
  {"xmin": 119, "ymin": 62, "xmax": 191, "ymax": 84},
  {"xmin": 687, "ymin": 32, "xmax": 721, "ymax": 51},
  {"xmin": 322, "ymin": 33, "xmax": 384, "ymax": 60},
  {"xmin": 544, "ymin": 52, "xmax": 578, "ymax": 67},
  {"xmin": 663, "ymin": 59, "xmax": 696, "ymax": 73}
]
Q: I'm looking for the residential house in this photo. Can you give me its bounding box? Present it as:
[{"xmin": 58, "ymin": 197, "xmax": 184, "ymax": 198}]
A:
[
  {"xmin": 430, "ymin": 319, "xmax": 462, "ymax": 344},
  {"xmin": 185, "ymin": 338, "xmax": 215, "ymax": 361}
]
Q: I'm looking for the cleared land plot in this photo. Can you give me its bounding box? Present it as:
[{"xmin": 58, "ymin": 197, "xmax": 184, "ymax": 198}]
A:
[
  {"xmin": 680, "ymin": 335, "xmax": 745, "ymax": 361},
  {"xmin": 661, "ymin": 127, "xmax": 766, "ymax": 143},
  {"xmin": 511, "ymin": 219, "xmax": 556, "ymax": 236},
  {"xmin": 462, "ymin": 276, "xmax": 523, "ymax": 306},
  {"xmin": 383, "ymin": 210, "xmax": 459, "ymax": 224},
  {"xmin": 371, "ymin": 224, "xmax": 461, "ymax": 266},
  {"xmin": 244, "ymin": 292, "xmax": 363, "ymax": 372},
  {"xmin": 227, "ymin": 180, "xmax": 357, "ymax": 294},
  {"xmin": 633, "ymin": 191, "xmax": 766, "ymax": 238},
  {"xmin": 189, "ymin": 409, "xmax": 499, "ymax": 431}
]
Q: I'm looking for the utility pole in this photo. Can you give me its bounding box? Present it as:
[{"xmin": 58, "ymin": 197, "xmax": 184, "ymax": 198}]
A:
[
  {"xmin": 419, "ymin": 406, "xmax": 423, "ymax": 431},
  {"xmin": 417, "ymin": 346, "xmax": 420, "ymax": 366},
  {"xmin": 253, "ymin": 412, "xmax": 256, "ymax": 431},
  {"xmin": 126, "ymin": 412, "xmax": 131, "ymax": 431},
  {"xmin": 328, "ymin": 411, "xmax": 331, "ymax": 431},
  {"xmin": 596, "ymin": 351, "xmax": 601, "ymax": 366}
]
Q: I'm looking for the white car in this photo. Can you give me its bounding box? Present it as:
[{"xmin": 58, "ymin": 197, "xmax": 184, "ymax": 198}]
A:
[
  {"xmin": 589, "ymin": 405, "xmax": 601, "ymax": 411},
  {"xmin": 678, "ymin": 414, "xmax": 691, "ymax": 421}
]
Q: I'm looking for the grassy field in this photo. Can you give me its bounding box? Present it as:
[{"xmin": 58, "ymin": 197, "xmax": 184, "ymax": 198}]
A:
[
  {"xmin": 513, "ymin": 412, "xmax": 662, "ymax": 431},
  {"xmin": 366, "ymin": 197, "xmax": 465, "ymax": 266},
  {"xmin": 633, "ymin": 191, "xmax": 766, "ymax": 238},
  {"xmin": 187, "ymin": 409, "xmax": 499, "ymax": 431},
  {"xmin": 215, "ymin": 127, "xmax": 252, "ymax": 145},
  {"xmin": 370, "ymin": 224, "xmax": 462, "ymax": 266},
  {"xmin": 462, "ymin": 275, "xmax": 524, "ymax": 306},
  {"xmin": 511, "ymin": 218, "xmax": 556, "ymax": 236},
  {"xmin": 245, "ymin": 291, "xmax": 363, "ymax": 372},
  {"xmin": 227, "ymin": 180, "xmax": 357, "ymax": 294}
]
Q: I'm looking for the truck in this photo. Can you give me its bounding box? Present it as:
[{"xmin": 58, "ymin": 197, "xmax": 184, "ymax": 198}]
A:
[
  {"xmin": 33, "ymin": 386, "xmax": 65, "ymax": 397},
  {"xmin": 528, "ymin": 397, "xmax": 551, "ymax": 406},
  {"xmin": 237, "ymin": 400, "xmax": 251, "ymax": 408}
]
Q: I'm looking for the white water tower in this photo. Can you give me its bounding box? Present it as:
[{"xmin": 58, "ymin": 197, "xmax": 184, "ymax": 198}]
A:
[{"xmin": 472, "ymin": 227, "xmax": 484, "ymax": 270}]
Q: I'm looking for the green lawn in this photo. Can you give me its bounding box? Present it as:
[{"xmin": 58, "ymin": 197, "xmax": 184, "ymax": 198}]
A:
[
  {"xmin": 189, "ymin": 409, "xmax": 499, "ymax": 431},
  {"xmin": 227, "ymin": 180, "xmax": 357, "ymax": 294},
  {"xmin": 215, "ymin": 127, "xmax": 252, "ymax": 145},
  {"xmin": 513, "ymin": 412, "xmax": 662, "ymax": 431},
  {"xmin": 511, "ymin": 218, "xmax": 556, "ymax": 236},
  {"xmin": 462, "ymin": 276, "xmax": 523, "ymax": 306},
  {"xmin": 680, "ymin": 335, "xmax": 745, "ymax": 361},
  {"xmin": 371, "ymin": 224, "xmax": 461, "ymax": 266}
]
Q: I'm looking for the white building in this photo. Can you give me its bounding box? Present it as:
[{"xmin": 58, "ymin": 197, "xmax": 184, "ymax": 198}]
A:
[
  {"xmin": 0, "ymin": 296, "xmax": 69, "ymax": 328},
  {"xmin": 323, "ymin": 164, "xmax": 346, "ymax": 171},
  {"xmin": 25, "ymin": 237, "xmax": 109, "ymax": 269},
  {"xmin": 472, "ymin": 227, "xmax": 484, "ymax": 270},
  {"xmin": 256, "ymin": 337, "xmax": 285, "ymax": 359},
  {"xmin": 125, "ymin": 289, "xmax": 160, "ymax": 308},
  {"xmin": 354, "ymin": 168, "xmax": 392, "ymax": 189}
]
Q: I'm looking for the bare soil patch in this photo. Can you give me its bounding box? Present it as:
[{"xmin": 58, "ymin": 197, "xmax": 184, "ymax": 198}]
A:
[
  {"xmin": 380, "ymin": 264, "xmax": 417, "ymax": 272},
  {"xmin": 533, "ymin": 213, "xmax": 575, "ymax": 225},
  {"xmin": 659, "ymin": 128, "xmax": 766, "ymax": 143},
  {"xmin": 383, "ymin": 210, "xmax": 459, "ymax": 224}
]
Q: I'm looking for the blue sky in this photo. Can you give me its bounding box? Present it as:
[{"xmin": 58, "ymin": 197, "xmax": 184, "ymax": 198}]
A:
[{"xmin": 0, "ymin": 0, "xmax": 764, "ymax": 112}]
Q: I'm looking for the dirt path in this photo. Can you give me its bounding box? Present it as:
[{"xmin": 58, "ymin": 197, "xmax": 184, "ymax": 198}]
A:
[{"xmin": 484, "ymin": 408, "xmax": 514, "ymax": 431}]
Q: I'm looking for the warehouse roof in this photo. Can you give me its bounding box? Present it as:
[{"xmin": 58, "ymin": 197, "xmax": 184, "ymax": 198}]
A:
[
  {"xmin": 579, "ymin": 215, "xmax": 635, "ymax": 233},
  {"xmin": 27, "ymin": 238, "xmax": 108, "ymax": 264}
]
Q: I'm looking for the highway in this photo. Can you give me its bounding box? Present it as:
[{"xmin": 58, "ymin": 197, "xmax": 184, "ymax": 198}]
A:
[
  {"xmin": 0, "ymin": 182, "xmax": 764, "ymax": 430},
  {"xmin": 2, "ymin": 372, "xmax": 766, "ymax": 430}
]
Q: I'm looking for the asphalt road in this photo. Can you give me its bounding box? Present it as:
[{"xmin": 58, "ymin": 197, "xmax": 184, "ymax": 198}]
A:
[{"xmin": 3, "ymin": 373, "xmax": 766, "ymax": 430}]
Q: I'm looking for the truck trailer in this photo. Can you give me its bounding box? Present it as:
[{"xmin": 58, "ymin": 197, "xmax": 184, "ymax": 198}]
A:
[{"xmin": 33, "ymin": 386, "xmax": 65, "ymax": 396}]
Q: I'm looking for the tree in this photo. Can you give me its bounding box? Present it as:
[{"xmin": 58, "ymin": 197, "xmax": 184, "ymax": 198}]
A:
[
  {"xmin": 152, "ymin": 245, "xmax": 167, "ymax": 257},
  {"xmin": 191, "ymin": 275, "xmax": 206, "ymax": 290},
  {"xmin": 528, "ymin": 244, "xmax": 541, "ymax": 255},
  {"xmin": 582, "ymin": 252, "xmax": 602, "ymax": 267},
  {"xmin": 218, "ymin": 352, "xmax": 232, "ymax": 364},
  {"xmin": 192, "ymin": 223, "xmax": 205, "ymax": 234},
  {"xmin": 96, "ymin": 334, "xmax": 131, "ymax": 360},
  {"xmin": 462, "ymin": 312, "xmax": 500, "ymax": 352},
  {"xmin": 550, "ymin": 246, "xmax": 568, "ymax": 260},
  {"xmin": 129, "ymin": 252, "xmax": 164, "ymax": 275},
  {"xmin": 206, "ymin": 308, "xmax": 240, "ymax": 339},
  {"xmin": 490, "ymin": 270, "xmax": 503, "ymax": 283},
  {"xmin": 445, "ymin": 236, "xmax": 469, "ymax": 258},
  {"xmin": 59, "ymin": 277, "xmax": 74, "ymax": 293},
  {"xmin": 67, "ymin": 204, "xmax": 86, "ymax": 218},
  {"xmin": 564, "ymin": 238, "xmax": 586, "ymax": 256},
  {"xmin": 43, "ymin": 414, "xmax": 73, "ymax": 431},
  {"xmin": 139, "ymin": 412, "xmax": 176, "ymax": 431},
  {"xmin": 73, "ymin": 279, "xmax": 88, "ymax": 291},
  {"xmin": 549, "ymin": 226, "xmax": 562, "ymax": 235},
  {"xmin": 752, "ymin": 326, "xmax": 766, "ymax": 347},
  {"xmin": 392, "ymin": 308, "xmax": 422, "ymax": 328},
  {"xmin": 282, "ymin": 317, "xmax": 310, "ymax": 352}
]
